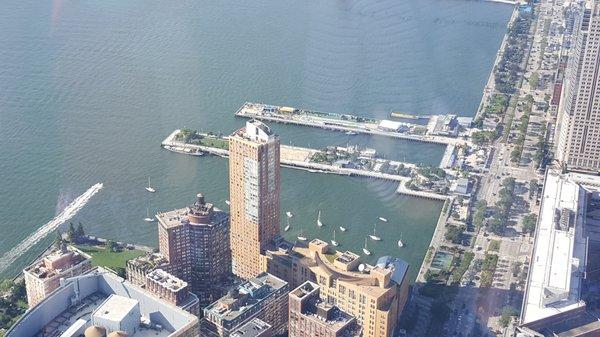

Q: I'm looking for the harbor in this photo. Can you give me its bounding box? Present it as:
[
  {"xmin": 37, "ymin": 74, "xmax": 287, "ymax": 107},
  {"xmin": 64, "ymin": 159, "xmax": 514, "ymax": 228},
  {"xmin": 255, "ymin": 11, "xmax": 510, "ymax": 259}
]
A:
[{"xmin": 235, "ymin": 102, "xmax": 473, "ymax": 147}]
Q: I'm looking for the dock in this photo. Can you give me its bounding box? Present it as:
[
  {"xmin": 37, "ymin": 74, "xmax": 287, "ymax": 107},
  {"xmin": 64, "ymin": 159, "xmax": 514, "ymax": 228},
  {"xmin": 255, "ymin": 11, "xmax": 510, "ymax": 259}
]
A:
[
  {"xmin": 162, "ymin": 130, "xmax": 415, "ymax": 182},
  {"xmin": 235, "ymin": 102, "xmax": 470, "ymax": 147}
]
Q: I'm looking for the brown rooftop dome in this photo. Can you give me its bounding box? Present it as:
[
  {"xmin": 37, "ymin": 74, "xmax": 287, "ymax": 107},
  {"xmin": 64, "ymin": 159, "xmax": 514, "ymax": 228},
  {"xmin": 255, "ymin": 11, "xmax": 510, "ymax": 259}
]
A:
[
  {"xmin": 107, "ymin": 332, "xmax": 128, "ymax": 337},
  {"xmin": 84, "ymin": 326, "xmax": 106, "ymax": 337}
]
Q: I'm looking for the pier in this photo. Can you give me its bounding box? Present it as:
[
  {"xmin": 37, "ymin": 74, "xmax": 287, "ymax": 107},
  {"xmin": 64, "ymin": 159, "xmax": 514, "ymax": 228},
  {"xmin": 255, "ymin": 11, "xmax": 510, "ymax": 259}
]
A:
[
  {"xmin": 162, "ymin": 130, "xmax": 416, "ymax": 182},
  {"xmin": 235, "ymin": 102, "xmax": 470, "ymax": 147}
]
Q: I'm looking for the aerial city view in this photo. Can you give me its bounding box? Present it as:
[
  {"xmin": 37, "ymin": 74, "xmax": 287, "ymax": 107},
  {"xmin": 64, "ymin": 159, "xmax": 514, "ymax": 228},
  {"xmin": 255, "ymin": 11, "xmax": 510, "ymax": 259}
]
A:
[{"xmin": 2, "ymin": 0, "xmax": 600, "ymax": 336}]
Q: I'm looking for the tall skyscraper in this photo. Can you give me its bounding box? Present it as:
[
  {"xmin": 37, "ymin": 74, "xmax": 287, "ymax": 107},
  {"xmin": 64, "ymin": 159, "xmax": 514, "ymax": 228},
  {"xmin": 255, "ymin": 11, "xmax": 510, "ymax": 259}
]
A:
[
  {"xmin": 556, "ymin": 2, "xmax": 600, "ymax": 173},
  {"xmin": 229, "ymin": 120, "xmax": 281, "ymax": 279},
  {"xmin": 157, "ymin": 193, "xmax": 231, "ymax": 306}
]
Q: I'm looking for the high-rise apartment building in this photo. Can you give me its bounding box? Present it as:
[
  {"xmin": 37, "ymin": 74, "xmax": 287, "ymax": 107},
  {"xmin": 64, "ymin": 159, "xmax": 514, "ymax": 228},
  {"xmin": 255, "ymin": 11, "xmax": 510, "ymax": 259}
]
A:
[
  {"xmin": 229, "ymin": 120, "xmax": 281, "ymax": 279},
  {"xmin": 157, "ymin": 193, "xmax": 231, "ymax": 306},
  {"xmin": 556, "ymin": 1, "xmax": 600, "ymax": 173},
  {"xmin": 23, "ymin": 244, "xmax": 92, "ymax": 307}
]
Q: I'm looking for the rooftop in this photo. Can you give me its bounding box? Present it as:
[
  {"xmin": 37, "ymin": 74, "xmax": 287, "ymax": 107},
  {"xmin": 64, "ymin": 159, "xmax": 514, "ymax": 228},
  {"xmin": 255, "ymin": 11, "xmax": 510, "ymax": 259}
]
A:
[
  {"xmin": 204, "ymin": 273, "xmax": 287, "ymax": 322},
  {"xmin": 147, "ymin": 269, "xmax": 187, "ymax": 292},
  {"xmin": 230, "ymin": 318, "xmax": 272, "ymax": 337},
  {"xmin": 127, "ymin": 253, "xmax": 168, "ymax": 272},
  {"xmin": 93, "ymin": 294, "xmax": 139, "ymax": 323},
  {"xmin": 6, "ymin": 267, "xmax": 198, "ymax": 337},
  {"xmin": 156, "ymin": 194, "xmax": 228, "ymax": 229},
  {"xmin": 24, "ymin": 245, "xmax": 90, "ymax": 280},
  {"xmin": 291, "ymin": 281, "xmax": 359, "ymax": 335},
  {"xmin": 521, "ymin": 171, "xmax": 589, "ymax": 324},
  {"xmin": 231, "ymin": 120, "xmax": 277, "ymax": 143}
]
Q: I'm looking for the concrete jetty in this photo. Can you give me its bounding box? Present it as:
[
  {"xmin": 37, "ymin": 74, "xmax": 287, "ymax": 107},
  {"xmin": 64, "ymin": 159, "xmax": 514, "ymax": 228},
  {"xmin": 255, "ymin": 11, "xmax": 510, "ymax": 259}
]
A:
[
  {"xmin": 235, "ymin": 102, "xmax": 470, "ymax": 147},
  {"xmin": 162, "ymin": 130, "xmax": 415, "ymax": 182}
]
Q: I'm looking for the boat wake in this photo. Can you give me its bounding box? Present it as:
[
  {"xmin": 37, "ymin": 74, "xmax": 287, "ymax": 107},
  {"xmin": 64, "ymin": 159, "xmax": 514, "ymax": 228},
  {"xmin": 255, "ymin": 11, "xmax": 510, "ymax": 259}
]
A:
[{"xmin": 0, "ymin": 183, "xmax": 103, "ymax": 273}]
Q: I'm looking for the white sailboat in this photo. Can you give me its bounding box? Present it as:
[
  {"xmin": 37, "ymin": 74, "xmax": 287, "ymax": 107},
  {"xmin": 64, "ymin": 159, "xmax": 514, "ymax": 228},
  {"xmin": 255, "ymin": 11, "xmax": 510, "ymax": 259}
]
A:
[
  {"xmin": 398, "ymin": 232, "xmax": 404, "ymax": 248},
  {"xmin": 145, "ymin": 177, "xmax": 156, "ymax": 193},
  {"xmin": 331, "ymin": 230, "xmax": 339, "ymax": 246},
  {"xmin": 317, "ymin": 210, "xmax": 323, "ymax": 227},
  {"xmin": 286, "ymin": 211, "xmax": 293, "ymax": 218},
  {"xmin": 297, "ymin": 230, "xmax": 307, "ymax": 241},
  {"xmin": 369, "ymin": 224, "xmax": 382, "ymax": 241},
  {"xmin": 363, "ymin": 238, "xmax": 371, "ymax": 255},
  {"xmin": 339, "ymin": 226, "xmax": 347, "ymax": 232},
  {"xmin": 284, "ymin": 218, "xmax": 290, "ymax": 232},
  {"xmin": 143, "ymin": 208, "xmax": 155, "ymax": 222},
  {"xmin": 225, "ymin": 200, "xmax": 231, "ymax": 206},
  {"xmin": 378, "ymin": 217, "xmax": 388, "ymax": 222}
]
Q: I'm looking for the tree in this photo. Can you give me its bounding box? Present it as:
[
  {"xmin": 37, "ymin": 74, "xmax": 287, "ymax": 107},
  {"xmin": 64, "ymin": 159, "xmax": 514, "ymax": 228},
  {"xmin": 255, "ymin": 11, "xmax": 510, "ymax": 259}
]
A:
[
  {"xmin": 529, "ymin": 179, "xmax": 538, "ymax": 199},
  {"xmin": 522, "ymin": 214, "xmax": 537, "ymax": 235},
  {"xmin": 54, "ymin": 231, "xmax": 64, "ymax": 249},
  {"xmin": 445, "ymin": 225, "xmax": 466, "ymax": 244},
  {"xmin": 66, "ymin": 222, "xmax": 76, "ymax": 242},
  {"xmin": 499, "ymin": 306, "xmax": 518, "ymax": 327},
  {"xmin": 76, "ymin": 222, "xmax": 85, "ymax": 240},
  {"xmin": 105, "ymin": 240, "xmax": 117, "ymax": 252}
]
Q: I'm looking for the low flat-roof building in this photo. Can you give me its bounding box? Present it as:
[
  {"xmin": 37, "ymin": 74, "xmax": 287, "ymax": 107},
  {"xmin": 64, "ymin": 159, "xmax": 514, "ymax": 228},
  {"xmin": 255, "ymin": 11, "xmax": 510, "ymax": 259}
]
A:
[
  {"xmin": 126, "ymin": 252, "xmax": 169, "ymax": 287},
  {"xmin": 289, "ymin": 281, "xmax": 361, "ymax": 337},
  {"xmin": 230, "ymin": 318, "xmax": 272, "ymax": 337},
  {"xmin": 146, "ymin": 269, "xmax": 200, "ymax": 316},
  {"xmin": 203, "ymin": 273, "xmax": 289, "ymax": 337},
  {"xmin": 6, "ymin": 267, "xmax": 199, "ymax": 337},
  {"xmin": 92, "ymin": 294, "xmax": 141, "ymax": 336},
  {"xmin": 521, "ymin": 170, "xmax": 590, "ymax": 325},
  {"xmin": 23, "ymin": 244, "xmax": 92, "ymax": 307}
]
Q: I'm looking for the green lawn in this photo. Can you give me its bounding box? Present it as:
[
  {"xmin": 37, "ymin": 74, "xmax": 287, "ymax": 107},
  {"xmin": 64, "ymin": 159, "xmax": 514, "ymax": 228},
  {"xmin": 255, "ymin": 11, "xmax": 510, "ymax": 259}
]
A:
[{"xmin": 77, "ymin": 245, "xmax": 145, "ymax": 271}]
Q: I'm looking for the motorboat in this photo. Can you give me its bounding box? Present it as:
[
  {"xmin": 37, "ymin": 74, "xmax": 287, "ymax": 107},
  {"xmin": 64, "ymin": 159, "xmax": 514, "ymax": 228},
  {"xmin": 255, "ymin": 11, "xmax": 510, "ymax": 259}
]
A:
[
  {"xmin": 284, "ymin": 218, "xmax": 290, "ymax": 232},
  {"xmin": 286, "ymin": 211, "xmax": 293, "ymax": 218},
  {"xmin": 297, "ymin": 230, "xmax": 307, "ymax": 241},
  {"xmin": 345, "ymin": 131, "xmax": 358, "ymax": 135},
  {"xmin": 317, "ymin": 210, "xmax": 323, "ymax": 227},
  {"xmin": 378, "ymin": 217, "xmax": 388, "ymax": 222},
  {"xmin": 225, "ymin": 200, "xmax": 231, "ymax": 206},
  {"xmin": 339, "ymin": 226, "xmax": 347, "ymax": 232}
]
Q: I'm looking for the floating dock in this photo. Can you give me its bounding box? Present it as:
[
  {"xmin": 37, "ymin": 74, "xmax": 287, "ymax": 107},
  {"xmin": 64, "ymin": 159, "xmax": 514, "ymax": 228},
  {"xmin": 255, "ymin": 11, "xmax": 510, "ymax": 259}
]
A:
[{"xmin": 235, "ymin": 102, "xmax": 470, "ymax": 146}]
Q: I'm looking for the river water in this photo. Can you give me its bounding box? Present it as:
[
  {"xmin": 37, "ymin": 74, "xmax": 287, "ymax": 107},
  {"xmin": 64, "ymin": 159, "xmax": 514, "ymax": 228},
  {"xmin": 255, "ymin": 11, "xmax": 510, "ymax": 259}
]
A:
[{"xmin": 0, "ymin": 0, "xmax": 512, "ymax": 280}]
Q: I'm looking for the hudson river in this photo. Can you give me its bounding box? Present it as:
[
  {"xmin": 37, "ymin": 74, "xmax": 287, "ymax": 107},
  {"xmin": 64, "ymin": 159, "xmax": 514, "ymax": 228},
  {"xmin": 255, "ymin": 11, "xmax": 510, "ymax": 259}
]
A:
[{"xmin": 0, "ymin": 0, "xmax": 512, "ymax": 280}]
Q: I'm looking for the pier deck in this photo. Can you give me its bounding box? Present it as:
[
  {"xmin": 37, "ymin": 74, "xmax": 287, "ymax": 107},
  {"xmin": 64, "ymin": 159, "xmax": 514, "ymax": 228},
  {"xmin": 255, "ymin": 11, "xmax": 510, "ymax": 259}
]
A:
[
  {"xmin": 235, "ymin": 102, "xmax": 470, "ymax": 147},
  {"xmin": 161, "ymin": 130, "xmax": 417, "ymax": 182}
]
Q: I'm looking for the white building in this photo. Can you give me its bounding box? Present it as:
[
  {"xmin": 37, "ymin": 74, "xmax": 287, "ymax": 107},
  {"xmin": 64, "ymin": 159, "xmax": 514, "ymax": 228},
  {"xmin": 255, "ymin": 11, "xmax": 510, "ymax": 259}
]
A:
[
  {"xmin": 521, "ymin": 170, "xmax": 592, "ymax": 325},
  {"xmin": 92, "ymin": 295, "xmax": 141, "ymax": 336}
]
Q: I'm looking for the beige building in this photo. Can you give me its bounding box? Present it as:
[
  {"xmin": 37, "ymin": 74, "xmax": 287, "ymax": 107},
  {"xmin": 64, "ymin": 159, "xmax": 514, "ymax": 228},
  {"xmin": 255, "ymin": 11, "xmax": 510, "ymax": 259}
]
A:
[
  {"xmin": 556, "ymin": 1, "xmax": 600, "ymax": 173},
  {"xmin": 229, "ymin": 120, "xmax": 281, "ymax": 279},
  {"xmin": 23, "ymin": 244, "xmax": 92, "ymax": 307},
  {"xmin": 289, "ymin": 281, "xmax": 361, "ymax": 337},
  {"xmin": 126, "ymin": 252, "xmax": 169, "ymax": 287},
  {"xmin": 263, "ymin": 239, "xmax": 409, "ymax": 337}
]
